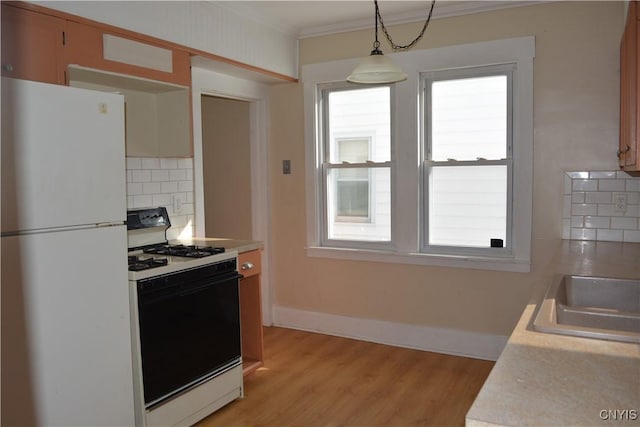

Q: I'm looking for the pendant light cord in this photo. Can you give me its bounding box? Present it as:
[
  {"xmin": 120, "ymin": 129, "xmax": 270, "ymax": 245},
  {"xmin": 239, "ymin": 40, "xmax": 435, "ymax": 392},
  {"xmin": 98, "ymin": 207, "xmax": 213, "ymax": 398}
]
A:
[{"xmin": 375, "ymin": 0, "xmax": 436, "ymax": 51}]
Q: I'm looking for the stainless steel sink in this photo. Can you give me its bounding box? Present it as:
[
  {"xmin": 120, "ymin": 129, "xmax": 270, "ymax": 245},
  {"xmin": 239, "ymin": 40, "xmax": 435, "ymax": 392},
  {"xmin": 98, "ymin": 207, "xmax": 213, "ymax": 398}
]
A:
[{"xmin": 533, "ymin": 275, "xmax": 640, "ymax": 343}]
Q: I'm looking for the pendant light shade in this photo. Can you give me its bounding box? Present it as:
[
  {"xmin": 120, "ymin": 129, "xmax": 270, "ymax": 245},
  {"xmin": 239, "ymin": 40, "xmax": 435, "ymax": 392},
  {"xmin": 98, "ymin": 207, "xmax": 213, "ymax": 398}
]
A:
[
  {"xmin": 347, "ymin": 0, "xmax": 435, "ymax": 85},
  {"xmin": 347, "ymin": 50, "xmax": 407, "ymax": 84}
]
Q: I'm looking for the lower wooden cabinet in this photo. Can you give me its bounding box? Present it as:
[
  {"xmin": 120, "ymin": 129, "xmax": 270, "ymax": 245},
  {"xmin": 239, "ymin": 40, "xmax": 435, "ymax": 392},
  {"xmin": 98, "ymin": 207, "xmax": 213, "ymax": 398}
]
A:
[{"xmin": 238, "ymin": 250, "xmax": 264, "ymax": 376}]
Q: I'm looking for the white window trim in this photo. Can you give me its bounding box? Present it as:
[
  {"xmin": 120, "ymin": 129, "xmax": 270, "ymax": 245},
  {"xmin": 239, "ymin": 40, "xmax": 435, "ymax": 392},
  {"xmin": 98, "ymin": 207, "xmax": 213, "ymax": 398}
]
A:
[{"xmin": 303, "ymin": 36, "xmax": 534, "ymax": 273}]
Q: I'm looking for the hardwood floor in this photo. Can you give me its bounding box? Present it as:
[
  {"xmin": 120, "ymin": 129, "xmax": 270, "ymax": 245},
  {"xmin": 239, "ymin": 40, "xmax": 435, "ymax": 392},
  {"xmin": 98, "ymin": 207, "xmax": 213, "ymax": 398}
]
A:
[{"xmin": 197, "ymin": 327, "xmax": 494, "ymax": 427}]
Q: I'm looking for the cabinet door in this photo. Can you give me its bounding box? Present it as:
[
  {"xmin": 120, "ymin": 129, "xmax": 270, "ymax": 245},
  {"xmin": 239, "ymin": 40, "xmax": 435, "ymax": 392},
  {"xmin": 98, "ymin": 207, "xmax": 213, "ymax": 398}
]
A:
[
  {"xmin": 1, "ymin": 5, "xmax": 65, "ymax": 84},
  {"xmin": 64, "ymin": 21, "xmax": 191, "ymax": 87},
  {"xmin": 620, "ymin": 1, "xmax": 639, "ymax": 170},
  {"xmin": 238, "ymin": 250, "xmax": 264, "ymax": 376}
]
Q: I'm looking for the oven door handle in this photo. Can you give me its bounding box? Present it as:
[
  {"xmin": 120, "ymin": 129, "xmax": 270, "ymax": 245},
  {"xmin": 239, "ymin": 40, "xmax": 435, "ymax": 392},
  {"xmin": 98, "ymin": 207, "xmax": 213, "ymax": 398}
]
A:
[{"xmin": 177, "ymin": 272, "xmax": 243, "ymax": 297}]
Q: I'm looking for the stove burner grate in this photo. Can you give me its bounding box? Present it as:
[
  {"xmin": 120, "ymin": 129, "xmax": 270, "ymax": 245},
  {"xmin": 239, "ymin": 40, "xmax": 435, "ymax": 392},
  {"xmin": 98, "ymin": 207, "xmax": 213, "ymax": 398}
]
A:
[
  {"xmin": 143, "ymin": 244, "xmax": 225, "ymax": 258},
  {"xmin": 128, "ymin": 255, "xmax": 169, "ymax": 271}
]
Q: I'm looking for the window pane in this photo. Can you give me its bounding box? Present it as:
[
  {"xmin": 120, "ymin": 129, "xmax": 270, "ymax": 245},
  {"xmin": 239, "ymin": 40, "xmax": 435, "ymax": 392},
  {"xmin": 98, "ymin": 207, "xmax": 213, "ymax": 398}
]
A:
[
  {"xmin": 338, "ymin": 138, "xmax": 369, "ymax": 163},
  {"xmin": 328, "ymin": 87, "xmax": 390, "ymax": 162},
  {"xmin": 327, "ymin": 167, "xmax": 390, "ymax": 241},
  {"xmin": 431, "ymin": 75, "xmax": 507, "ymax": 161},
  {"xmin": 337, "ymin": 180, "xmax": 368, "ymax": 217},
  {"xmin": 428, "ymin": 165, "xmax": 507, "ymax": 247}
]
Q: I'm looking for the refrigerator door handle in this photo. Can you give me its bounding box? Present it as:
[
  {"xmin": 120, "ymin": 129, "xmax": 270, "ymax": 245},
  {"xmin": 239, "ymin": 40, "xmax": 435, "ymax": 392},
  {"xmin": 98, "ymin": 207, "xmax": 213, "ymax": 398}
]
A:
[{"xmin": 97, "ymin": 222, "xmax": 126, "ymax": 228}]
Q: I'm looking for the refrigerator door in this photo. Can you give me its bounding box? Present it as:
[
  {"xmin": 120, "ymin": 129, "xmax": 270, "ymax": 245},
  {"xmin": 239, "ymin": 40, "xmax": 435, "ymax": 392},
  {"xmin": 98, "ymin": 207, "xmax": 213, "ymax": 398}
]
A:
[
  {"xmin": 1, "ymin": 225, "xmax": 135, "ymax": 426},
  {"xmin": 1, "ymin": 77, "xmax": 126, "ymax": 234}
]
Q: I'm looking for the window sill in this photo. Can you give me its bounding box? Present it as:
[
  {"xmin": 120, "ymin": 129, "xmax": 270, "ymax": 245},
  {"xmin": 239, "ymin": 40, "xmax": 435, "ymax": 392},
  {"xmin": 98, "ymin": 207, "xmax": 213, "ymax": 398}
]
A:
[{"xmin": 306, "ymin": 246, "xmax": 531, "ymax": 273}]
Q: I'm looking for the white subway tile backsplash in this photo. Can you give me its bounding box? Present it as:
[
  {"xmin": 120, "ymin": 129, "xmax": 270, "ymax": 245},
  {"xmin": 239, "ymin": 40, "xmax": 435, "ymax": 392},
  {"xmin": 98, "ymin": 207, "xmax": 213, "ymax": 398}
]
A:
[
  {"xmin": 571, "ymin": 192, "xmax": 585, "ymax": 203},
  {"xmin": 142, "ymin": 182, "xmax": 162, "ymax": 194},
  {"xmin": 133, "ymin": 194, "xmax": 153, "ymax": 208},
  {"xmin": 160, "ymin": 158, "xmax": 178, "ymax": 169},
  {"xmin": 141, "ymin": 158, "xmax": 160, "ymax": 169},
  {"xmin": 570, "ymin": 228, "xmax": 596, "ymax": 240},
  {"xmin": 178, "ymin": 180, "xmax": 192, "ymax": 192},
  {"xmin": 178, "ymin": 158, "xmax": 193, "ymax": 169},
  {"xmin": 623, "ymin": 230, "xmax": 640, "ymax": 242},
  {"xmin": 597, "ymin": 204, "xmax": 626, "ymax": 217},
  {"xmin": 584, "ymin": 216, "xmax": 610, "ymax": 229},
  {"xmin": 161, "ymin": 181, "xmax": 178, "ymax": 193},
  {"xmin": 589, "ymin": 171, "xmax": 616, "ymax": 179},
  {"xmin": 567, "ymin": 171, "xmax": 589, "ymax": 179},
  {"xmin": 571, "ymin": 216, "xmax": 584, "ymax": 228},
  {"xmin": 598, "ymin": 179, "xmax": 626, "ymax": 192},
  {"xmin": 572, "ymin": 179, "xmax": 598, "ymax": 191},
  {"xmin": 571, "ymin": 204, "xmax": 597, "ymax": 216},
  {"xmin": 152, "ymin": 194, "xmax": 171, "ymax": 206},
  {"xmin": 563, "ymin": 171, "xmax": 640, "ymax": 243},
  {"xmin": 126, "ymin": 157, "xmax": 195, "ymax": 240},
  {"xmin": 611, "ymin": 217, "xmax": 639, "ymax": 230},
  {"xmin": 169, "ymin": 169, "xmax": 187, "ymax": 181},
  {"xmin": 126, "ymin": 157, "xmax": 141, "ymax": 169},
  {"xmin": 596, "ymin": 229, "xmax": 623, "ymax": 242},
  {"xmin": 626, "ymin": 179, "xmax": 640, "ymax": 192},
  {"xmin": 127, "ymin": 182, "xmax": 143, "ymax": 196},
  {"xmin": 131, "ymin": 170, "xmax": 151, "ymax": 183},
  {"xmin": 584, "ymin": 192, "xmax": 611, "ymax": 204},
  {"xmin": 151, "ymin": 169, "xmax": 170, "ymax": 182}
]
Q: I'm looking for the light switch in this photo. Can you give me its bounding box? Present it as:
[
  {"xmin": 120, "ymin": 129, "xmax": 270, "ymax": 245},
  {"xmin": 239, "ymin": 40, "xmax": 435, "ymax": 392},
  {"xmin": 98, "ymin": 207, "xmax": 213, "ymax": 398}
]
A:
[{"xmin": 283, "ymin": 160, "xmax": 291, "ymax": 175}]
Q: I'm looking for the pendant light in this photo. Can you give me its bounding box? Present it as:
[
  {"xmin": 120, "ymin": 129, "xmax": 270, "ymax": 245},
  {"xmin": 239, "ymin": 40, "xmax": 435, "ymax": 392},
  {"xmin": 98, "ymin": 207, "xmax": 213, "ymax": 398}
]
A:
[{"xmin": 347, "ymin": 0, "xmax": 436, "ymax": 84}]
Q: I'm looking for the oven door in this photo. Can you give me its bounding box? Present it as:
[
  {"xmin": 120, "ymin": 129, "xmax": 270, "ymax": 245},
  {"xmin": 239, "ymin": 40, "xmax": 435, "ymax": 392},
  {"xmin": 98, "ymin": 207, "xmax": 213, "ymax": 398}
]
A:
[{"xmin": 136, "ymin": 263, "xmax": 242, "ymax": 407}]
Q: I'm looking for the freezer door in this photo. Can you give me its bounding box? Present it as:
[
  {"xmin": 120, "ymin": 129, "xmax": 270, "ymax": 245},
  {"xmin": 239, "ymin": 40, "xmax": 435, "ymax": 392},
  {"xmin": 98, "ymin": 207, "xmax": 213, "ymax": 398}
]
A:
[
  {"xmin": 0, "ymin": 226, "xmax": 135, "ymax": 426},
  {"xmin": 1, "ymin": 77, "xmax": 126, "ymax": 233}
]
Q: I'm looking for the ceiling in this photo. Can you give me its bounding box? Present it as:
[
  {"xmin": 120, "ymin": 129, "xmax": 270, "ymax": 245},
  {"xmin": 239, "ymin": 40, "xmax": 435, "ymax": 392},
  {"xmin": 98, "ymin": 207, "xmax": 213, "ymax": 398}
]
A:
[{"xmin": 215, "ymin": 1, "xmax": 546, "ymax": 39}]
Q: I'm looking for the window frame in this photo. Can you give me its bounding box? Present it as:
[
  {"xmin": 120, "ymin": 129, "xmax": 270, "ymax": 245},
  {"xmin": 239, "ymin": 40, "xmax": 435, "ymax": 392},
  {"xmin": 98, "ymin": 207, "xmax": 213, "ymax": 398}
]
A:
[
  {"xmin": 317, "ymin": 82, "xmax": 394, "ymax": 249},
  {"xmin": 303, "ymin": 36, "xmax": 534, "ymax": 272},
  {"xmin": 421, "ymin": 64, "xmax": 515, "ymax": 257}
]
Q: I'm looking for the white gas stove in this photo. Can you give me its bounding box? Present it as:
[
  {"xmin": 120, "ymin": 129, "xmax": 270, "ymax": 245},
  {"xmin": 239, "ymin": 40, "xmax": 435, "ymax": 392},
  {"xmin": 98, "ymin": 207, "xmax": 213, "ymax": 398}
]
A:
[{"xmin": 126, "ymin": 207, "xmax": 243, "ymax": 426}]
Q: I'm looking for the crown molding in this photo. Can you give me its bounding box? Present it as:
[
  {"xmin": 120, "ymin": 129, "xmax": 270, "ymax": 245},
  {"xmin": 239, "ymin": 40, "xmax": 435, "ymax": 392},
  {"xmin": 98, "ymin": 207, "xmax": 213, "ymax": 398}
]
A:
[{"xmin": 299, "ymin": 1, "xmax": 548, "ymax": 39}]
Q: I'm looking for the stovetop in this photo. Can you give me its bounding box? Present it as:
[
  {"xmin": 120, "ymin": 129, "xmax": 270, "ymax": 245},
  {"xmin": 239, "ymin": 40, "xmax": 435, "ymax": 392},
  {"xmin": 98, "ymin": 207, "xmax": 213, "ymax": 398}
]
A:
[
  {"xmin": 127, "ymin": 248, "xmax": 237, "ymax": 281},
  {"xmin": 143, "ymin": 244, "xmax": 225, "ymax": 258},
  {"xmin": 126, "ymin": 207, "xmax": 236, "ymax": 281}
]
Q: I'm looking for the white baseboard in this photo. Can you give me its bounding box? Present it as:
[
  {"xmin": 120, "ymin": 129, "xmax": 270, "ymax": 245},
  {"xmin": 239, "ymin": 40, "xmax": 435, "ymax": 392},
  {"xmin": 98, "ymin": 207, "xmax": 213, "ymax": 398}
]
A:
[{"xmin": 271, "ymin": 306, "xmax": 508, "ymax": 361}]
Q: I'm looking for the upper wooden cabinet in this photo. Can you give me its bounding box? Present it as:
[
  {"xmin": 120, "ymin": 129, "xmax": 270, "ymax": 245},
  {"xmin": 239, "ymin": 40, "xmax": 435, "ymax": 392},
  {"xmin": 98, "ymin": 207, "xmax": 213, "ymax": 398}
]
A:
[
  {"xmin": 619, "ymin": 0, "xmax": 640, "ymax": 171},
  {"xmin": 1, "ymin": 5, "xmax": 65, "ymax": 84},
  {"xmin": 64, "ymin": 21, "xmax": 191, "ymax": 87},
  {"xmin": 1, "ymin": 3, "xmax": 191, "ymax": 87}
]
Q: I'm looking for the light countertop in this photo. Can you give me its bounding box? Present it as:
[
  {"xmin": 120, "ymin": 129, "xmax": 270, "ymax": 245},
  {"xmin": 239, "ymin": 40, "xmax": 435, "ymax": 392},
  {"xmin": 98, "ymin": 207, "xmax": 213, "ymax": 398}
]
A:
[
  {"xmin": 466, "ymin": 240, "xmax": 640, "ymax": 427},
  {"xmin": 172, "ymin": 237, "xmax": 263, "ymax": 255}
]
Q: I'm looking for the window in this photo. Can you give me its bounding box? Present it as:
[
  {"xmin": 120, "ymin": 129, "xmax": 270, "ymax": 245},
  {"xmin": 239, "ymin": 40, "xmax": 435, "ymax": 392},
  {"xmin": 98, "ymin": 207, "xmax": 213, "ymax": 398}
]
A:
[
  {"xmin": 321, "ymin": 85, "xmax": 391, "ymax": 244},
  {"xmin": 304, "ymin": 36, "xmax": 534, "ymax": 272},
  {"xmin": 335, "ymin": 138, "xmax": 371, "ymax": 221},
  {"xmin": 423, "ymin": 66, "xmax": 513, "ymax": 254}
]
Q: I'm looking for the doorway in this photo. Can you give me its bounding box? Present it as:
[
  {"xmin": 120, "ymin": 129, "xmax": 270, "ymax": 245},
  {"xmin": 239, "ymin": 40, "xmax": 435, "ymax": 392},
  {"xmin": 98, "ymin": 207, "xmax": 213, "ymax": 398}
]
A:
[{"xmin": 201, "ymin": 94, "xmax": 252, "ymax": 240}]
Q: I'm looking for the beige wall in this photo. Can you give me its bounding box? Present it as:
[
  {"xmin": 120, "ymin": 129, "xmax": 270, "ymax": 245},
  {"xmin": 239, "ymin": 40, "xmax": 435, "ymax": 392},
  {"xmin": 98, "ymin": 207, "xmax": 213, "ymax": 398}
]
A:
[
  {"xmin": 268, "ymin": 2, "xmax": 625, "ymax": 336},
  {"xmin": 201, "ymin": 95, "xmax": 253, "ymax": 239}
]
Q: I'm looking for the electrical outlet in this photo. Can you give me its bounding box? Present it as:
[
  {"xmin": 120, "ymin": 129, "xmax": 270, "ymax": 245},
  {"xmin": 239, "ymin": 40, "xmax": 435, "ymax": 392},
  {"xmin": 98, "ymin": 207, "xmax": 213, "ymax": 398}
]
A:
[
  {"xmin": 173, "ymin": 195, "xmax": 183, "ymax": 213},
  {"xmin": 613, "ymin": 193, "xmax": 627, "ymax": 213}
]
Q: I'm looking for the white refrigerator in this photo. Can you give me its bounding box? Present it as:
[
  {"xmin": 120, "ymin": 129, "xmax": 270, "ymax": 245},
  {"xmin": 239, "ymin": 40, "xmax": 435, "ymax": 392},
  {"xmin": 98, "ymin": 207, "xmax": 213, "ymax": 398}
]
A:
[{"xmin": 1, "ymin": 77, "xmax": 136, "ymax": 426}]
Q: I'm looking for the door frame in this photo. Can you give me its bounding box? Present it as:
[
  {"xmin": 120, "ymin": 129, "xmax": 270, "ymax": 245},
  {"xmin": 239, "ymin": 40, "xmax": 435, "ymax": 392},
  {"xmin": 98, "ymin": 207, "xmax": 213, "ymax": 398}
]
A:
[{"xmin": 191, "ymin": 65, "xmax": 272, "ymax": 325}]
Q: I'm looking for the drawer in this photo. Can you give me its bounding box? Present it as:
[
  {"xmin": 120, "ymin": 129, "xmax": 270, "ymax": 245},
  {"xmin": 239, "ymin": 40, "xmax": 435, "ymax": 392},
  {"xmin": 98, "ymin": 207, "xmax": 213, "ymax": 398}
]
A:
[{"xmin": 238, "ymin": 250, "xmax": 261, "ymax": 278}]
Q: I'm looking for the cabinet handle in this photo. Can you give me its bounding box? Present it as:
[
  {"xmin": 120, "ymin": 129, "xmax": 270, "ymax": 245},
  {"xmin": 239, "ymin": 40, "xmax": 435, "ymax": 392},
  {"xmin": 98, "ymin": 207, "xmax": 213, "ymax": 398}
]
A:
[
  {"xmin": 241, "ymin": 262, "xmax": 254, "ymax": 271},
  {"xmin": 2, "ymin": 64, "xmax": 14, "ymax": 72},
  {"xmin": 617, "ymin": 145, "xmax": 631, "ymax": 158}
]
